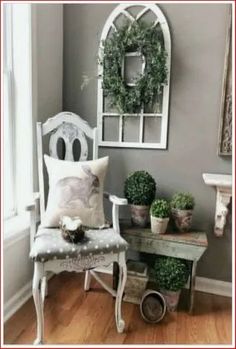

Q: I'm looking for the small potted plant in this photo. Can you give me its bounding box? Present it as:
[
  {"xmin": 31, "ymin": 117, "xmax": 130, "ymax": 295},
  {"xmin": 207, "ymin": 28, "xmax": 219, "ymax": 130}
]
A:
[
  {"xmin": 154, "ymin": 256, "xmax": 189, "ymax": 311},
  {"xmin": 170, "ymin": 192, "xmax": 195, "ymax": 232},
  {"xmin": 124, "ymin": 170, "xmax": 156, "ymax": 227},
  {"xmin": 150, "ymin": 199, "xmax": 170, "ymax": 234}
]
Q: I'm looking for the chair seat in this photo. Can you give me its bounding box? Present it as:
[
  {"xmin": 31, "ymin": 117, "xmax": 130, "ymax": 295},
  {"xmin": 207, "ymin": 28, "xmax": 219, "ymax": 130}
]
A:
[{"xmin": 30, "ymin": 227, "xmax": 128, "ymax": 262}]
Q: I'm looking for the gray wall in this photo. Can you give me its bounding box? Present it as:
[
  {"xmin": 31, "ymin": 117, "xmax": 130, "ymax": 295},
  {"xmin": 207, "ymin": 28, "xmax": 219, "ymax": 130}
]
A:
[
  {"xmin": 36, "ymin": 4, "xmax": 63, "ymax": 124},
  {"xmin": 63, "ymin": 4, "xmax": 232, "ymax": 281}
]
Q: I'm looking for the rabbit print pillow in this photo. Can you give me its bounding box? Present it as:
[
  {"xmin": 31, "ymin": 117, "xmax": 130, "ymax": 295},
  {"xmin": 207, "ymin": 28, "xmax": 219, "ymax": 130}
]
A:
[{"xmin": 42, "ymin": 155, "xmax": 109, "ymax": 228}]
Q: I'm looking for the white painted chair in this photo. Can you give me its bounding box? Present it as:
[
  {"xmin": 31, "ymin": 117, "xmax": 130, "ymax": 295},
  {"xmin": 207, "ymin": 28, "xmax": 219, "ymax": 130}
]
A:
[{"xmin": 26, "ymin": 111, "xmax": 128, "ymax": 344}]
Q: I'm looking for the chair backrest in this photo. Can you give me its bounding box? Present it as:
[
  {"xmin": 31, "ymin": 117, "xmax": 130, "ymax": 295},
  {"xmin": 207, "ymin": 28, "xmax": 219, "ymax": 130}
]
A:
[{"xmin": 37, "ymin": 111, "xmax": 98, "ymax": 219}]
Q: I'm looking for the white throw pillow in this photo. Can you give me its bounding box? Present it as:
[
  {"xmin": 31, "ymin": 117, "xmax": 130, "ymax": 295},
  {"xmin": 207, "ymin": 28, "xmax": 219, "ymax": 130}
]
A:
[{"xmin": 42, "ymin": 155, "xmax": 109, "ymax": 228}]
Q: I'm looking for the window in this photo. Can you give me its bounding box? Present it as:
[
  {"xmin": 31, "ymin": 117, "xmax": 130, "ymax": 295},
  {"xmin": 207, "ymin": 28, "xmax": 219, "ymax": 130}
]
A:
[
  {"xmin": 97, "ymin": 4, "xmax": 171, "ymax": 149},
  {"xmin": 3, "ymin": 5, "xmax": 15, "ymax": 219},
  {"xmin": 2, "ymin": 3, "xmax": 33, "ymax": 233}
]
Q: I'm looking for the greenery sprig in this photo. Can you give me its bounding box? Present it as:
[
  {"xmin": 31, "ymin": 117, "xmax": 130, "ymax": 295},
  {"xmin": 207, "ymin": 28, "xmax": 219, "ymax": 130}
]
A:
[
  {"xmin": 171, "ymin": 193, "xmax": 195, "ymax": 210},
  {"xmin": 102, "ymin": 21, "xmax": 168, "ymax": 113},
  {"xmin": 151, "ymin": 199, "xmax": 170, "ymax": 218}
]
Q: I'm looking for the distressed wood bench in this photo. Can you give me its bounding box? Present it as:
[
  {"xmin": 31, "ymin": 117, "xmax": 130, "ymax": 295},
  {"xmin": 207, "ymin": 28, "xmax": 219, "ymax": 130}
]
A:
[{"xmin": 119, "ymin": 224, "xmax": 208, "ymax": 313}]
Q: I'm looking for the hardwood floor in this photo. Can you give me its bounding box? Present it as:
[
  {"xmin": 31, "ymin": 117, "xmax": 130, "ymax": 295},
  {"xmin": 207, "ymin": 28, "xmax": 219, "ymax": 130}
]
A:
[{"xmin": 4, "ymin": 272, "xmax": 232, "ymax": 345}]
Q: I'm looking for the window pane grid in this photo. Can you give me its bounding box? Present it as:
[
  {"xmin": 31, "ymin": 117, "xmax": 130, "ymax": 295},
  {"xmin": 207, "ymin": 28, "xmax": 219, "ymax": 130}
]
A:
[{"xmin": 97, "ymin": 4, "xmax": 171, "ymax": 149}]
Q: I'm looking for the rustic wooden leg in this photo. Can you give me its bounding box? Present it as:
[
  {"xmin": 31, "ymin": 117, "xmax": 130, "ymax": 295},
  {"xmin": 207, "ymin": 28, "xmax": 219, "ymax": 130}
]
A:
[
  {"xmin": 32, "ymin": 262, "xmax": 44, "ymax": 344},
  {"xmin": 115, "ymin": 252, "xmax": 127, "ymax": 333},
  {"xmin": 189, "ymin": 260, "xmax": 197, "ymax": 314},
  {"xmin": 84, "ymin": 270, "xmax": 91, "ymax": 291}
]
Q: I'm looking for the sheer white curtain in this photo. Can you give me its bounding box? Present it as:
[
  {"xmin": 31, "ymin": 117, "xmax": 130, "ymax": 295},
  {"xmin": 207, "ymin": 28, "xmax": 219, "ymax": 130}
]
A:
[
  {"xmin": 3, "ymin": 4, "xmax": 15, "ymax": 219},
  {"xmin": 3, "ymin": 3, "xmax": 33, "ymax": 233}
]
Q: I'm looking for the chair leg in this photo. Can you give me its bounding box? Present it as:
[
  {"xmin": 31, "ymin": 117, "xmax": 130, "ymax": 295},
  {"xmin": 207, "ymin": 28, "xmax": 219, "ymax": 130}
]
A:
[
  {"xmin": 115, "ymin": 252, "xmax": 127, "ymax": 333},
  {"xmin": 84, "ymin": 270, "xmax": 91, "ymax": 291},
  {"xmin": 32, "ymin": 262, "xmax": 44, "ymax": 345},
  {"xmin": 41, "ymin": 275, "xmax": 48, "ymax": 304}
]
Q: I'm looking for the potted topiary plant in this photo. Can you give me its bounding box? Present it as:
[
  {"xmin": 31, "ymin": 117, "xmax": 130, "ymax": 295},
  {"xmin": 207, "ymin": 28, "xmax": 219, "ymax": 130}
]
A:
[
  {"xmin": 124, "ymin": 170, "xmax": 156, "ymax": 227},
  {"xmin": 154, "ymin": 256, "xmax": 189, "ymax": 311},
  {"xmin": 170, "ymin": 192, "xmax": 195, "ymax": 232},
  {"xmin": 150, "ymin": 199, "xmax": 170, "ymax": 234}
]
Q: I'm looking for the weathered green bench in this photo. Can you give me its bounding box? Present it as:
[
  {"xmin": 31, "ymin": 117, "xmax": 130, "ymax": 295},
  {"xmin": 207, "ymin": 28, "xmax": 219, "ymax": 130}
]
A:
[{"xmin": 120, "ymin": 224, "xmax": 208, "ymax": 313}]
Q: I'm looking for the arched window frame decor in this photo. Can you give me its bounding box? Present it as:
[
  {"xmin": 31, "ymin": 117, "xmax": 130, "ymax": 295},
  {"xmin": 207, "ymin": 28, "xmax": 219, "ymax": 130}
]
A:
[{"xmin": 97, "ymin": 4, "xmax": 171, "ymax": 149}]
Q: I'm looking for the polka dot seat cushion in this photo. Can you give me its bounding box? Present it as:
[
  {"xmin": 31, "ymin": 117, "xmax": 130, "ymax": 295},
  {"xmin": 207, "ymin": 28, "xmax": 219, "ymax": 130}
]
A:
[{"xmin": 30, "ymin": 228, "xmax": 128, "ymax": 262}]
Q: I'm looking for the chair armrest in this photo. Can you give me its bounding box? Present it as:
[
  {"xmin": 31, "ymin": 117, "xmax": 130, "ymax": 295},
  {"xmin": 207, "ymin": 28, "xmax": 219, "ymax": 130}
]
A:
[
  {"xmin": 104, "ymin": 192, "xmax": 128, "ymax": 206},
  {"xmin": 25, "ymin": 192, "xmax": 40, "ymax": 247},
  {"xmin": 25, "ymin": 192, "xmax": 40, "ymax": 211},
  {"xmin": 104, "ymin": 192, "xmax": 128, "ymax": 234}
]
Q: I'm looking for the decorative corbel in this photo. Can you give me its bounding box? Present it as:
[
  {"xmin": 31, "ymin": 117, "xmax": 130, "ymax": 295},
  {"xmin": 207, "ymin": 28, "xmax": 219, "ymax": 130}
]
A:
[
  {"xmin": 214, "ymin": 187, "xmax": 231, "ymax": 236},
  {"xmin": 202, "ymin": 173, "xmax": 232, "ymax": 237}
]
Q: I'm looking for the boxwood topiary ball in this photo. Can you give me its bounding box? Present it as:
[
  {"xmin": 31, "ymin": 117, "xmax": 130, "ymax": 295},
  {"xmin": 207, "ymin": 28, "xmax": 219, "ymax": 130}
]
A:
[{"xmin": 124, "ymin": 170, "xmax": 156, "ymax": 206}]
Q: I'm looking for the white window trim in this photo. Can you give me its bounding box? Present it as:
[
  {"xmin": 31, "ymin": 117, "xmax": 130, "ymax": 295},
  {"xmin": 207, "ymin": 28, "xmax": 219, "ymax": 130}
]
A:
[
  {"xmin": 4, "ymin": 213, "xmax": 30, "ymax": 243},
  {"xmin": 2, "ymin": 3, "xmax": 34, "ymax": 239},
  {"xmin": 97, "ymin": 3, "xmax": 171, "ymax": 149}
]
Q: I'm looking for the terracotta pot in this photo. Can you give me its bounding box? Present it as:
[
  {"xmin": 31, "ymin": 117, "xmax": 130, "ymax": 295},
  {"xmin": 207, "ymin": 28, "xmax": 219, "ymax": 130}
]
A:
[
  {"xmin": 151, "ymin": 216, "xmax": 169, "ymax": 234},
  {"xmin": 171, "ymin": 209, "xmax": 193, "ymax": 232},
  {"xmin": 130, "ymin": 205, "xmax": 150, "ymax": 227},
  {"xmin": 160, "ymin": 289, "xmax": 181, "ymax": 312},
  {"xmin": 140, "ymin": 289, "xmax": 167, "ymax": 323}
]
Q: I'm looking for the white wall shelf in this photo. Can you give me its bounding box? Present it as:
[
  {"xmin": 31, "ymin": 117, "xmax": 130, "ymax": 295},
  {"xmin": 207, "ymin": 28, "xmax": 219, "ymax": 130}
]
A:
[{"xmin": 202, "ymin": 173, "xmax": 232, "ymax": 237}]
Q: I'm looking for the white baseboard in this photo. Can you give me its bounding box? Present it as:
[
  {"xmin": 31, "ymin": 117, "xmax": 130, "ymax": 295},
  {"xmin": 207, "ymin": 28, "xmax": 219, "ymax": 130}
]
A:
[
  {"xmin": 96, "ymin": 269, "xmax": 232, "ymax": 298},
  {"xmin": 4, "ymin": 281, "xmax": 32, "ymax": 323},
  {"xmin": 194, "ymin": 276, "xmax": 232, "ymax": 297},
  {"xmin": 4, "ymin": 272, "xmax": 54, "ymax": 323},
  {"xmin": 4, "ymin": 273, "xmax": 231, "ymax": 323}
]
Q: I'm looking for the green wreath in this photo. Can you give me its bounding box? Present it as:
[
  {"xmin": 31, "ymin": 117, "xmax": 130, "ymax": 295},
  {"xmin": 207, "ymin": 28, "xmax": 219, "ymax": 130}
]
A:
[{"xmin": 102, "ymin": 21, "xmax": 168, "ymax": 114}]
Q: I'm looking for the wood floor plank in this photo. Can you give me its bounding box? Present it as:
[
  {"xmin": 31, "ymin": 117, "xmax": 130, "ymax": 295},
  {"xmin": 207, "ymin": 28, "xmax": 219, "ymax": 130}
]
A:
[{"xmin": 4, "ymin": 273, "xmax": 232, "ymax": 345}]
